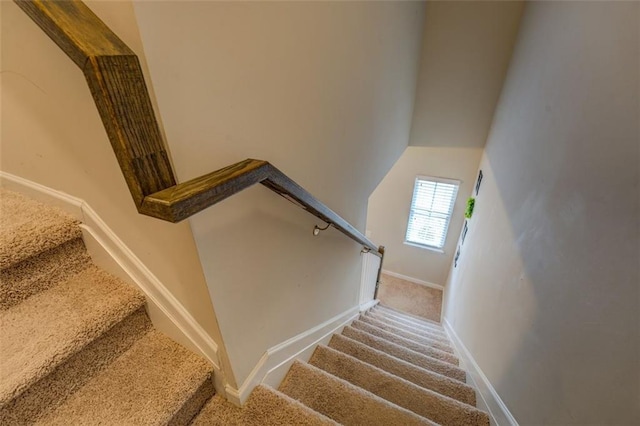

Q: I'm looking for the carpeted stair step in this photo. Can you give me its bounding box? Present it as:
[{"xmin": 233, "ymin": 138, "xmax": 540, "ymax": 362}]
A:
[
  {"xmin": 366, "ymin": 309, "xmax": 449, "ymax": 340},
  {"xmin": 309, "ymin": 345, "xmax": 489, "ymax": 426},
  {"xmin": 1, "ymin": 237, "xmax": 92, "ymax": 310},
  {"xmin": 368, "ymin": 307, "xmax": 448, "ymax": 334},
  {"xmin": 0, "ymin": 265, "xmax": 145, "ymax": 409},
  {"xmin": 279, "ymin": 360, "xmax": 436, "ymax": 425},
  {"xmin": 0, "ymin": 308, "xmax": 152, "ymax": 424},
  {"xmin": 192, "ymin": 384, "xmax": 337, "ymax": 426},
  {"xmin": 369, "ymin": 309, "xmax": 448, "ymax": 338},
  {"xmin": 328, "ymin": 333, "xmax": 476, "ymax": 405},
  {"xmin": 32, "ymin": 330, "xmax": 214, "ymax": 425},
  {"xmin": 376, "ymin": 304, "xmax": 442, "ymax": 324},
  {"xmin": 371, "ymin": 305, "xmax": 444, "ymax": 331},
  {"xmin": 342, "ymin": 326, "xmax": 466, "ymax": 382},
  {"xmin": 374, "ymin": 305, "xmax": 446, "ymax": 330},
  {"xmin": 351, "ymin": 320, "xmax": 459, "ymax": 365},
  {"xmin": 359, "ymin": 315, "xmax": 453, "ymax": 352},
  {"xmin": 0, "ymin": 189, "xmax": 92, "ymax": 309},
  {"xmin": 0, "ymin": 189, "xmax": 82, "ymax": 271}
]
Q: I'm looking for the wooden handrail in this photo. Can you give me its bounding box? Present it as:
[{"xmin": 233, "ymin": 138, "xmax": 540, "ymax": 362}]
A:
[{"xmin": 16, "ymin": 0, "xmax": 382, "ymax": 256}]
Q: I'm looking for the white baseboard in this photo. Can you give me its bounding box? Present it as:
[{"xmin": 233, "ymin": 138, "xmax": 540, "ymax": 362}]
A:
[
  {"xmin": 443, "ymin": 319, "xmax": 518, "ymax": 426},
  {"xmin": 0, "ymin": 172, "xmax": 222, "ymax": 376},
  {"xmin": 359, "ymin": 298, "xmax": 379, "ymax": 312},
  {"xmin": 381, "ymin": 269, "xmax": 444, "ymax": 291},
  {"xmin": 225, "ymin": 301, "xmax": 372, "ymax": 406}
]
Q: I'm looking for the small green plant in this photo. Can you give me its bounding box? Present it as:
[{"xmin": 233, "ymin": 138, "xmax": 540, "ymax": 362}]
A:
[{"xmin": 464, "ymin": 197, "xmax": 475, "ymax": 219}]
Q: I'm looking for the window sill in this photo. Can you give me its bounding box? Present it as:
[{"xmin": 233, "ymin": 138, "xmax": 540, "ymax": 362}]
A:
[{"xmin": 403, "ymin": 241, "xmax": 445, "ymax": 254}]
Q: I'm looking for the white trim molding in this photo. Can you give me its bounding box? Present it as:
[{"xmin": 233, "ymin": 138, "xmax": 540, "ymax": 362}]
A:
[
  {"xmin": 0, "ymin": 172, "xmax": 222, "ymax": 373},
  {"xmin": 359, "ymin": 251, "xmax": 381, "ymax": 308},
  {"xmin": 444, "ymin": 319, "xmax": 518, "ymax": 426},
  {"xmin": 359, "ymin": 299, "xmax": 378, "ymax": 313},
  {"xmin": 225, "ymin": 301, "xmax": 375, "ymax": 406},
  {"xmin": 381, "ymin": 269, "xmax": 444, "ymax": 291}
]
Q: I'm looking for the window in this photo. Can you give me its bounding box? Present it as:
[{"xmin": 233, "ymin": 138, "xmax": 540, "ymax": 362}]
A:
[{"xmin": 405, "ymin": 176, "xmax": 459, "ymax": 251}]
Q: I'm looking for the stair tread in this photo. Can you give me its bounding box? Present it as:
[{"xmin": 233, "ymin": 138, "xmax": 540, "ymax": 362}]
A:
[
  {"xmin": 366, "ymin": 310, "xmax": 448, "ymax": 339},
  {"xmin": 192, "ymin": 385, "xmax": 337, "ymax": 426},
  {"xmin": 360, "ymin": 315, "xmax": 453, "ymax": 352},
  {"xmin": 310, "ymin": 345, "xmax": 489, "ymax": 426},
  {"xmin": 352, "ymin": 320, "xmax": 459, "ymax": 365},
  {"xmin": 328, "ymin": 333, "xmax": 476, "ymax": 406},
  {"xmin": 280, "ymin": 361, "xmax": 436, "ymax": 425},
  {"xmin": 377, "ymin": 305, "xmax": 442, "ymax": 323},
  {"xmin": 1, "ymin": 237, "xmax": 92, "ymax": 310},
  {"xmin": 342, "ymin": 325, "xmax": 467, "ymax": 382},
  {"xmin": 370, "ymin": 309, "xmax": 447, "ymax": 336},
  {"xmin": 33, "ymin": 329, "xmax": 214, "ymax": 425},
  {"xmin": 0, "ymin": 265, "xmax": 145, "ymax": 404},
  {"xmin": 0, "ymin": 189, "xmax": 81, "ymax": 270},
  {"xmin": 374, "ymin": 306, "xmax": 444, "ymax": 329}
]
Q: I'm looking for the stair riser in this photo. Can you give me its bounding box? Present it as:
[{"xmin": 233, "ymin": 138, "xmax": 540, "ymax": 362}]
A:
[
  {"xmin": 280, "ymin": 362, "xmax": 435, "ymax": 426},
  {"xmin": 310, "ymin": 346, "xmax": 489, "ymax": 426},
  {"xmin": 0, "ymin": 190, "xmax": 82, "ymax": 271},
  {"xmin": 370, "ymin": 310, "xmax": 447, "ymax": 337},
  {"xmin": 0, "ymin": 238, "xmax": 91, "ymax": 310},
  {"xmin": 167, "ymin": 376, "xmax": 216, "ymax": 426},
  {"xmin": 374, "ymin": 306, "xmax": 442, "ymax": 328},
  {"xmin": 367, "ymin": 311, "xmax": 448, "ymax": 340},
  {"xmin": 328, "ymin": 334, "xmax": 476, "ymax": 406},
  {"xmin": 360, "ymin": 316, "xmax": 454, "ymax": 353},
  {"xmin": 0, "ymin": 308, "xmax": 152, "ymax": 424},
  {"xmin": 342, "ymin": 327, "xmax": 466, "ymax": 382},
  {"xmin": 352, "ymin": 321, "xmax": 459, "ymax": 366},
  {"xmin": 191, "ymin": 385, "xmax": 338, "ymax": 425}
]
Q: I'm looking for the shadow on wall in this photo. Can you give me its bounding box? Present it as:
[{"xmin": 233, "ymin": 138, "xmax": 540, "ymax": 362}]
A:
[
  {"xmin": 445, "ymin": 2, "xmax": 639, "ymax": 424},
  {"xmin": 190, "ymin": 186, "xmax": 364, "ymax": 385}
]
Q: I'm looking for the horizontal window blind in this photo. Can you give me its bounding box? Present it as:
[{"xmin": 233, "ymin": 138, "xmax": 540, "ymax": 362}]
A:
[{"xmin": 406, "ymin": 177, "xmax": 459, "ymax": 249}]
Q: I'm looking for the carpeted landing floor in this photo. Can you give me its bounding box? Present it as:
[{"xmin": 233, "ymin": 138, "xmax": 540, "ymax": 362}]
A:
[{"xmin": 1, "ymin": 188, "xmax": 488, "ymax": 425}]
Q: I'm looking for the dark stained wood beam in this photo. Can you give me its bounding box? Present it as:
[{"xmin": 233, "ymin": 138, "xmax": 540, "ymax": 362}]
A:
[
  {"xmin": 83, "ymin": 54, "xmax": 176, "ymax": 203},
  {"xmin": 140, "ymin": 159, "xmax": 270, "ymax": 222},
  {"xmin": 15, "ymin": 0, "xmax": 382, "ymax": 256},
  {"xmin": 140, "ymin": 159, "xmax": 381, "ymax": 255},
  {"xmin": 14, "ymin": 0, "xmax": 133, "ymax": 67},
  {"xmin": 16, "ymin": 0, "xmax": 176, "ymax": 206}
]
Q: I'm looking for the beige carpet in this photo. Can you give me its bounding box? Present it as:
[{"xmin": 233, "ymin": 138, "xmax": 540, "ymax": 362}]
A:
[
  {"xmin": 2, "ymin": 188, "xmax": 488, "ymax": 425},
  {"xmin": 0, "ymin": 189, "xmax": 214, "ymax": 424},
  {"xmin": 197, "ymin": 302, "xmax": 489, "ymax": 425},
  {"xmin": 378, "ymin": 273, "xmax": 443, "ymax": 322}
]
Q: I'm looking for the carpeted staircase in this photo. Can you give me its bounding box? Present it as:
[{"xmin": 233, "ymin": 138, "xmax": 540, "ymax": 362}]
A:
[
  {"xmin": 0, "ymin": 189, "xmax": 215, "ymax": 424},
  {"xmin": 192, "ymin": 304, "xmax": 489, "ymax": 426},
  {"xmin": 1, "ymin": 188, "xmax": 489, "ymax": 425}
]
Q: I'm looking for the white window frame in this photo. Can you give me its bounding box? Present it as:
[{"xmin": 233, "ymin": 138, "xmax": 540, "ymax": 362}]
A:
[{"xmin": 404, "ymin": 175, "xmax": 460, "ymax": 253}]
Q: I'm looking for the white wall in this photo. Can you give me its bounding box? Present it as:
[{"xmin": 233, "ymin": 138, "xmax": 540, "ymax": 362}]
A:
[
  {"xmin": 132, "ymin": 1, "xmax": 425, "ymax": 387},
  {"xmin": 367, "ymin": 146, "xmax": 482, "ymax": 285},
  {"xmin": 0, "ymin": 0, "xmax": 232, "ymax": 377},
  {"xmin": 444, "ymin": 2, "xmax": 639, "ymax": 424},
  {"xmin": 365, "ymin": 1, "xmax": 522, "ymax": 286},
  {"xmin": 409, "ymin": 1, "xmax": 523, "ymax": 148}
]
